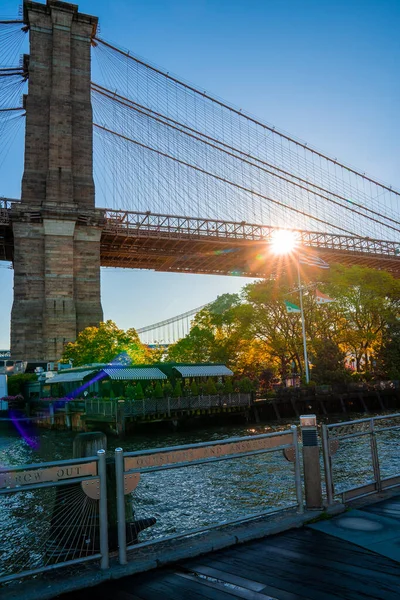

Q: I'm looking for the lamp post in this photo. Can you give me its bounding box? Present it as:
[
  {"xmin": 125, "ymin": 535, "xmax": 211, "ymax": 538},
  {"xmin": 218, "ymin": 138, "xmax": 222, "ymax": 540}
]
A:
[{"xmin": 296, "ymin": 258, "xmax": 310, "ymax": 384}]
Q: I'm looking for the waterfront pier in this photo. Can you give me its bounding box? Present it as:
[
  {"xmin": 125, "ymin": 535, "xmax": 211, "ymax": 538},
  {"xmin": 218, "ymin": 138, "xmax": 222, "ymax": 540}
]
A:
[{"xmin": 1, "ymin": 413, "xmax": 399, "ymax": 599}]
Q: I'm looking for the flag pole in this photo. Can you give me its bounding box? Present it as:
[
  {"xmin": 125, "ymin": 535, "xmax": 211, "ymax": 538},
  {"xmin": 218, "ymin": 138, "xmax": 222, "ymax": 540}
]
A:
[{"xmin": 297, "ymin": 256, "xmax": 310, "ymax": 384}]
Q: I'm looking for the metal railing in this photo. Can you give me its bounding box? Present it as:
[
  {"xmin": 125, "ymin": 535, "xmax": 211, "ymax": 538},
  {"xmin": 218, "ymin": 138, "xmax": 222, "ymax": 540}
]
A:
[
  {"xmin": 113, "ymin": 427, "xmax": 303, "ymax": 564},
  {"xmin": 0, "ymin": 451, "xmax": 108, "ymax": 584},
  {"xmin": 85, "ymin": 398, "xmax": 116, "ymax": 418},
  {"xmin": 322, "ymin": 413, "xmax": 400, "ymax": 505},
  {"xmin": 84, "ymin": 393, "xmax": 251, "ymax": 419}
]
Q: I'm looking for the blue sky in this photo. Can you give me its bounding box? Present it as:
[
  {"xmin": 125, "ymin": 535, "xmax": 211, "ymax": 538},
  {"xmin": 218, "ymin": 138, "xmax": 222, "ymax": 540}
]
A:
[{"xmin": 0, "ymin": 0, "xmax": 399, "ymax": 348}]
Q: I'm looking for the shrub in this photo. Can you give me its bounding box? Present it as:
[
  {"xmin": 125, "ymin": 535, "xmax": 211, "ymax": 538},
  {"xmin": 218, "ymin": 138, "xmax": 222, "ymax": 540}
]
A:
[
  {"xmin": 135, "ymin": 382, "xmax": 144, "ymax": 400},
  {"xmin": 173, "ymin": 381, "xmax": 182, "ymax": 398},
  {"xmin": 125, "ymin": 384, "xmax": 135, "ymax": 399},
  {"xmin": 163, "ymin": 382, "xmax": 173, "ymax": 397},
  {"xmin": 7, "ymin": 374, "xmax": 36, "ymax": 397},
  {"xmin": 223, "ymin": 378, "xmax": 234, "ymax": 394},
  {"xmin": 144, "ymin": 385, "xmax": 154, "ymax": 398},
  {"xmin": 190, "ymin": 380, "xmax": 199, "ymax": 396},
  {"xmin": 238, "ymin": 377, "xmax": 253, "ymax": 393},
  {"xmin": 154, "ymin": 381, "xmax": 164, "ymax": 399},
  {"xmin": 205, "ymin": 378, "xmax": 217, "ymax": 395}
]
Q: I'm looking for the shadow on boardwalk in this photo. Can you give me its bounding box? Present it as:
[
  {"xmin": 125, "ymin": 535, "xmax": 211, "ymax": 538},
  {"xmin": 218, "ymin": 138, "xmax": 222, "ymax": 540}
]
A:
[{"xmin": 57, "ymin": 494, "xmax": 400, "ymax": 600}]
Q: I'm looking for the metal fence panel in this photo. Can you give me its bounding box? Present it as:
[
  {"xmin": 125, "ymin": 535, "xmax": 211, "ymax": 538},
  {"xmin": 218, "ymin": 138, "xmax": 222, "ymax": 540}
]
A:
[
  {"xmin": 322, "ymin": 413, "xmax": 400, "ymax": 505},
  {"xmin": 0, "ymin": 452, "xmax": 108, "ymax": 584},
  {"xmin": 114, "ymin": 428, "xmax": 302, "ymax": 563}
]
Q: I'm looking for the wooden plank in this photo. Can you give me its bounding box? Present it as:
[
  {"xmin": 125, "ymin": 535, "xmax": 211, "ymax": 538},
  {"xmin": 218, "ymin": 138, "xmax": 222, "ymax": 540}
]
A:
[
  {"xmin": 180, "ymin": 564, "xmax": 308, "ymax": 600},
  {"xmin": 264, "ymin": 529, "xmax": 400, "ymax": 574},
  {"xmin": 180, "ymin": 565, "xmax": 266, "ymax": 592},
  {"xmin": 117, "ymin": 571, "xmax": 241, "ymax": 600},
  {"xmin": 176, "ymin": 571, "xmax": 277, "ymax": 600},
  {"xmin": 189, "ymin": 555, "xmax": 345, "ymax": 600},
  {"xmin": 262, "ymin": 533, "xmax": 400, "ymax": 577},
  {"xmin": 234, "ymin": 540, "xmax": 400, "ymax": 595},
  {"xmin": 226, "ymin": 532, "xmax": 400, "ymax": 580}
]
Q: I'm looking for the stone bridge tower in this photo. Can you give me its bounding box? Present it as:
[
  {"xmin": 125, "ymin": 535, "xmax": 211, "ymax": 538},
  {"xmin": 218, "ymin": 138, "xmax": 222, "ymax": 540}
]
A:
[{"xmin": 11, "ymin": 0, "xmax": 103, "ymax": 362}]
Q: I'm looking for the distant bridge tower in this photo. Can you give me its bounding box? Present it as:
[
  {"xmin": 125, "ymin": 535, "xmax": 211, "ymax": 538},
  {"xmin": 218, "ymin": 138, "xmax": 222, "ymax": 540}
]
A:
[{"xmin": 11, "ymin": 0, "xmax": 103, "ymax": 361}]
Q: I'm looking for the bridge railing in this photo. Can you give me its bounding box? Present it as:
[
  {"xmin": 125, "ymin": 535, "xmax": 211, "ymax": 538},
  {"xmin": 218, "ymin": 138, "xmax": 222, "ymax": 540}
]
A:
[
  {"xmin": 322, "ymin": 412, "xmax": 400, "ymax": 505},
  {"xmin": 113, "ymin": 427, "xmax": 303, "ymax": 565},
  {"xmin": 0, "ymin": 451, "xmax": 108, "ymax": 585},
  {"xmin": 84, "ymin": 393, "xmax": 251, "ymax": 419}
]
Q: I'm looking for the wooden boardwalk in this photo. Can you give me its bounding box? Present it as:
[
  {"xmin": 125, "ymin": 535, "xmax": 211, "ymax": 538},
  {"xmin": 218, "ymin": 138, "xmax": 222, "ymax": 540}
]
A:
[{"xmin": 58, "ymin": 495, "xmax": 400, "ymax": 600}]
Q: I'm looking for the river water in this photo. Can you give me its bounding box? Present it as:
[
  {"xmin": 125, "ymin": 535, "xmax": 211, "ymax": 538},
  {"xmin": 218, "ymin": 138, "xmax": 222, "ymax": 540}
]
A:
[{"xmin": 0, "ymin": 411, "xmax": 399, "ymax": 580}]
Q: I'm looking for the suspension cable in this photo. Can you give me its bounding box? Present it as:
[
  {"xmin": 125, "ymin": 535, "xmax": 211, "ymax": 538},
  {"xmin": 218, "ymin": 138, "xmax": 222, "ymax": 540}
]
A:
[
  {"xmin": 94, "ymin": 37, "xmax": 400, "ymax": 198},
  {"xmin": 92, "ymin": 83, "xmax": 400, "ymax": 233}
]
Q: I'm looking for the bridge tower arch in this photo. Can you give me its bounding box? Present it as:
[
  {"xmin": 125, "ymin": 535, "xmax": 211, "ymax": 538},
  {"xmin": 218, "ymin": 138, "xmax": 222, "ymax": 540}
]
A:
[{"xmin": 11, "ymin": 0, "xmax": 103, "ymax": 362}]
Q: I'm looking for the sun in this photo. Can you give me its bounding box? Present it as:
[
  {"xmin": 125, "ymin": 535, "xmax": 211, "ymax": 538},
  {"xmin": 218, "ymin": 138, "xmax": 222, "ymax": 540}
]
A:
[{"xmin": 270, "ymin": 229, "xmax": 298, "ymax": 255}]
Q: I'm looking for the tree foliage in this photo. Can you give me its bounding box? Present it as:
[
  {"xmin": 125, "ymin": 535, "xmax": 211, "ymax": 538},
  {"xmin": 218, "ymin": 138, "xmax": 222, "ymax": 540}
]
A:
[
  {"xmin": 62, "ymin": 320, "xmax": 157, "ymax": 367},
  {"xmin": 166, "ymin": 267, "xmax": 400, "ymax": 384}
]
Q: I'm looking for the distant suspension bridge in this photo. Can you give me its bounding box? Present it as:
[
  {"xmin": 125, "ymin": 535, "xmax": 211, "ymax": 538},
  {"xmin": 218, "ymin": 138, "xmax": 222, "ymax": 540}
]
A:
[{"xmin": 136, "ymin": 304, "xmax": 209, "ymax": 346}]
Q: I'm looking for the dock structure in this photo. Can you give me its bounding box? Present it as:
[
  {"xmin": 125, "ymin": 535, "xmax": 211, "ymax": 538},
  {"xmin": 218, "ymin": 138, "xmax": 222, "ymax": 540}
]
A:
[
  {"xmin": 63, "ymin": 493, "xmax": 400, "ymax": 600},
  {"xmin": 1, "ymin": 413, "xmax": 400, "ymax": 600}
]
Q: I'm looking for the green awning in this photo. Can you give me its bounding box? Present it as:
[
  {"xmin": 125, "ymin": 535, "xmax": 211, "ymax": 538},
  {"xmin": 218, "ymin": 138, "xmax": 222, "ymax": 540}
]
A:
[
  {"xmin": 46, "ymin": 369, "xmax": 95, "ymax": 384},
  {"xmin": 174, "ymin": 365, "xmax": 233, "ymax": 377},
  {"xmin": 101, "ymin": 367, "xmax": 167, "ymax": 380}
]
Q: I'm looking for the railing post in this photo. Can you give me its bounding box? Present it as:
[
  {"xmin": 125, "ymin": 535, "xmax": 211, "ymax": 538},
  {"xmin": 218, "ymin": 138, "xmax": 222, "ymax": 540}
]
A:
[
  {"xmin": 321, "ymin": 424, "xmax": 334, "ymax": 506},
  {"xmin": 116, "ymin": 400, "xmax": 126, "ymax": 437},
  {"xmin": 97, "ymin": 449, "xmax": 109, "ymax": 569},
  {"xmin": 291, "ymin": 425, "xmax": 304, "ymax": 513},
  {"xmin": 65, "ymin": 401, "xmax": 71, "ymax": 429},
  {"xmin": 115, "ymin": 447, "xmax": 127, "ymax": 565},
  {"xmin": 300, "ymin": 415, "xmax": 323, "ymax": 509},
  {"xmin": 49, "ymin": 402, "xmax": 54, "ymax": 426},
  {"xmin": 369, "ymin": 419, "xmax": 382, "ymax": 492}
]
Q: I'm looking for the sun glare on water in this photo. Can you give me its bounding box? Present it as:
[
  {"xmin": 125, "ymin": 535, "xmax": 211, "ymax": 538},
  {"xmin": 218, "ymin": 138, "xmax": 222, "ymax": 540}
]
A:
[{"xmin": 270, "ymin": 229, "xmax": 298, "ymax": 255}]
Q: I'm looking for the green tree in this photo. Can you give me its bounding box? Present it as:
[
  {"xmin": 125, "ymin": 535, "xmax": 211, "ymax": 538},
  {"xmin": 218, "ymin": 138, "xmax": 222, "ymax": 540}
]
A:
[
  {"xmin": 376, "ymin": 319, "xmax": 400, "ymax": 379},
  {"xmin": 223, "ymin": 378, "xmax": 234, "ymax": 394},
  {"xmin": 205, "ymin": 377, "xmax": 217, "ymax": 394},
  {"xmin": 173, "ymin": 381, "xmax": 182, "ymax": 397},
  {"xmin": 167, "ymin": 326, "xmax": 215, "ymax": 363},
  {"xmin": 163, "ymin": 381, "xmax": 173, "ymax": 397},
  {"xmin": 62, "ymin": 320, "xmax": 156, "ymax": 366},
  {"xmin": 238, "ymin": 377, "xmax": 253, "ymax": 393},
  {"xmin": 154, "ymin": 381, "xmax": 164, "ymax": 399},
  {"xmin": 190, "ymin": 380, "xmax": 199, "ymax": 395},
  {"xmin": 311, "ymin": 339, "xmax": 349, "ymax": 384},
  {"xmin": 135, "ymin": 382, "xmax": 144, "ymax": 400},
  {"xmin": 7, "ymin": 374, "xmax": 36, "ymax": 397},
  {"xmin": 317, "ymin": 265, "xmax": 400, "ymax": 372},
  {"xmin": 125, "ymin": 384, "xmax": 135, "ymax": 399}
]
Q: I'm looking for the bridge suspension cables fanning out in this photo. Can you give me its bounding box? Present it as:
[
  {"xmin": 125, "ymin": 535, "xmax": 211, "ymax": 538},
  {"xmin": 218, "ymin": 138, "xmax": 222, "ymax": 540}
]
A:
[
  {"xmin": 136, "ymin": 304, "xmax": 209, "ymax": 346},
  {"xmin": 90, "ymin": 38, "xmax": 400, "ymax": 242}
]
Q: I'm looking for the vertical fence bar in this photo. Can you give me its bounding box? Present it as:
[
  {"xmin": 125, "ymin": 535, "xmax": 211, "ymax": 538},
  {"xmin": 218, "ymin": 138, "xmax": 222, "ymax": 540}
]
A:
[
  {"xmin": 97, "ymin": 449, "xmax": 109, "ymax": 569},
  {"xmin": 115, "ymin": 447, "xmax": 127, "ymax": 565},
  {"xmin": 291, "ymin": 425, "xmax": 304, "ymax": 513},
  {"xmin": 321, "ymin": 424, "xmax": 334, "ymax": 506},
  {"xmin": 369, "ymin": 419, "xmax": 382, "ymax": 492}
]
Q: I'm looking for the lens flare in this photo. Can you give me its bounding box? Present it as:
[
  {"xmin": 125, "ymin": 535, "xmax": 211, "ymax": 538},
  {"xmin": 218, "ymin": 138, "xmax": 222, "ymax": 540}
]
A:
[{"xmin": 270, "ymin": 229, "xmax": 297, "ymax": 255}]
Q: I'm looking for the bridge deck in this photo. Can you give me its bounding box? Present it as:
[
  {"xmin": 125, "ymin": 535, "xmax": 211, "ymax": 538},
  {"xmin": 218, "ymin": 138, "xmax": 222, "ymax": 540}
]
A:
[{"xmin": 59, "ymin": 494, "xmax": 400, "ymax": 600}]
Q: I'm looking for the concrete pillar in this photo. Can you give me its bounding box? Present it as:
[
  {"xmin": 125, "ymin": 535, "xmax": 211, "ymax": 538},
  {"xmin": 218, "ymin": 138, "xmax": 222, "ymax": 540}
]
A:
[
  {"xmin": 11, "ymin": 0, "xmax": 103, "ymax": 362},
  {"xmin": 300, "ymin": 414, "xmax": 323, "ymax": 509}
]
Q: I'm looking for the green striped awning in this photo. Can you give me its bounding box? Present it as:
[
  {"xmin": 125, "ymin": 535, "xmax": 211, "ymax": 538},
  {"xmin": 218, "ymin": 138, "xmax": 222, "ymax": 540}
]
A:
[
  {"xmin": 174, "ymin": 365, "xmax": 233, "ymax": 377},
  {"xmin": 46, "ymin": 370, "xmax": 95, "ymax": 384},
  {"xmin": 101, "ymin": 367, "xmax": 167, "ymax": 380}
]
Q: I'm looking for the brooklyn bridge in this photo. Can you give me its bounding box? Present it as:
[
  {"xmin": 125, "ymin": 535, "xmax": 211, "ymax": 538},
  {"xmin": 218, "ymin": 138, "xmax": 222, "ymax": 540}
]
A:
[{"xmin": 0, "ymin": 0, "xmax": 399, "ymax": 361}]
